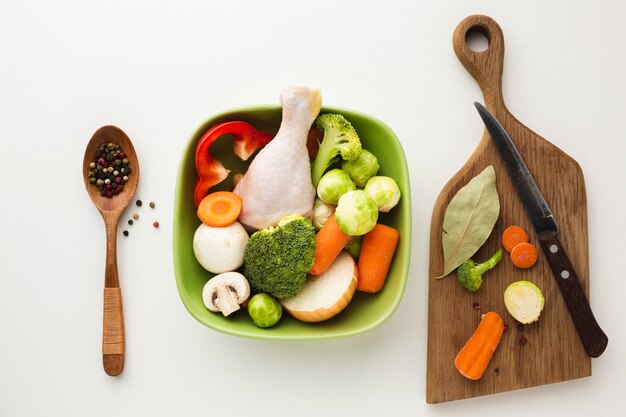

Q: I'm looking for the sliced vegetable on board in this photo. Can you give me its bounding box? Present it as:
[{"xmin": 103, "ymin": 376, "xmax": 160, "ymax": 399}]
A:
[
  {"xmin": 454, "ymin": 311, "xmax": 504, "ymax": 380},
  {"xmin": 194, "ymin": 121, "xmax": 273, "ymax": 206},
  {"xmin": 510, "ymin": 242, "xmax": 538, "ymax": 269},
  {"xmin": 437, "ymin": 165, "xmax": 500, "ymax": 278},
  {"xmin": 357, "ymin": 223, "xmax": 399, "ymax": 293},
  {"xmin": 502, "ymin": 225, "xmax": 528, "ymax": 253},
  {"xmin": 281, "ymin": 252, "xmax": 358, "ymax": 322},
  {"xmin": 504, "ymin": 280, "xmax": 545, "ymax": 324}
]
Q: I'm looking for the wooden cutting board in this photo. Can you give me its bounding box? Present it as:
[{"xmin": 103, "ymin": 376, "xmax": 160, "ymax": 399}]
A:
[{"xmin": 426, "ymin": 15, "xmax": 592, "ymax": 403}]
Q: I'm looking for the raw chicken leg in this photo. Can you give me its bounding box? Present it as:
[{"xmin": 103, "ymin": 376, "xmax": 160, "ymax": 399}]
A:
[{"xmin": 234, "ymin": 86, "xmax": 321, "ymax": 230}]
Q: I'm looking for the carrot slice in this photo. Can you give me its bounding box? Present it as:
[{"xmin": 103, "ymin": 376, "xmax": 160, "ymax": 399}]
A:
[
  {"xmin": 510, "ymin": 242, "xmax": 538, "ymax": 269},
  {"xmin": 309, "ymin": 215, "xmax": 352, "ymax": 276},
  {"xmin": 357, "ymin": 224, "xmax": 399, "ymax": 293},
  {"xmin": 197, "ymin": 191, "xmax": 242, "ymax": 227},
  {"xmin": 454, "ymin": 311, "xmax": 504, "ymax": 380},
  {"xmin": 502, "ymin": 225, "xmax": 528, "ymax": 253}
]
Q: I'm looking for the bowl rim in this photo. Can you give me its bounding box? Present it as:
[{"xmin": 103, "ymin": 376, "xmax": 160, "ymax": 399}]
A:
[{"xmin": 173, "ymin": 104, "xmax": 412, "ymax": 340}]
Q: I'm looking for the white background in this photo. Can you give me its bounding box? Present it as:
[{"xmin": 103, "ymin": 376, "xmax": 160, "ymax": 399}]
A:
[{"xmin": 1, "ymin": 1, "xmax": 625, "ymax": 416}]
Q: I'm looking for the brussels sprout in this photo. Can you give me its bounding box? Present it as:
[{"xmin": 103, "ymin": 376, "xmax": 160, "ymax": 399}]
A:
[
  {"xmin": 248, "ymin": 293, "xmax": 282, "ymax": 328},
  {"xmin": 364, "ymin": 176, "xmax": 401, "ymax": 213},
  {"xmin": 312, "ymin": 197, "xmax": 335, "ymax": 230},
  {"xmin": 345, "ymin": 236, "xmax": 362, "ymax": 259},
  {"xmin": 335, "ymin": 190, "xmax": 378, "ymax": 236},
  {"xmin": 341, "ymin": 149, "xmax": 379, "ymax": 187},
  {"xmin": 503, "ymin": 281, "xmax": 545, "ymax": 324},
  {"xmin": 317, "ymin": 169, "xmax": 356, "ymax": 205}
]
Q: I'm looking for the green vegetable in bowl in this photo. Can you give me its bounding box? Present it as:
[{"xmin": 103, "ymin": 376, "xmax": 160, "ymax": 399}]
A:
[
  {"xmin": 312, "ymin": 197, "xmax": 335, "ymax": 230},
  {"xmin": 243, "ymin": 214, "xmax": 316, "ymax": 298},
  {"xmin": 341, "ymin": 149, "xmax": 379, "ymax": 187},
  {"xmin": 311, "ymin": 114, "xmax": 362, "ymax": 187},
  {"xmin": 345, "ymin": 236, "xmax": 362, "ymax": 259},
  {"xmin": 504, "ymin": 280, "xmax": 545, "ymax": 324},
  {"xmin": 456, "ymin": 249, "xmax": 503, "ymax": 292},
  {"xmin": 317, "ymin": 169, "xmax": 356, "ymax": 205},
  {"xmin": 248, "ymin": 293, "xmax": 282, "ymax": 328},
  {"xmin": 335, "ymin": 190, "xmax": 378, "ymax": 236},
  {"xmin": 364, "ymin": 176, "xmax": 401, "ymax": 213}
]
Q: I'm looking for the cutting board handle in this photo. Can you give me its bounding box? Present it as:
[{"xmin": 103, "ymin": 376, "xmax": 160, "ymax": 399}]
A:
[{"xmin": 453, "ymin": 15, "xmax": 505, "ymax": 110}]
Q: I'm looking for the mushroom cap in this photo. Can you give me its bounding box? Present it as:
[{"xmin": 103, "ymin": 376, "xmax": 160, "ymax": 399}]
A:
[
  {"xmin": 202, "ymin": 272, "xmax": 251, "ymax": 312},
  {"xmin": 193, "ymin": 222, "xmax": 248, "ymax": 274}
]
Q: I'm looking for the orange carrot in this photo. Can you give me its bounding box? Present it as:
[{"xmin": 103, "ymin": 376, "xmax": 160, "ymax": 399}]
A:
[
  {"xmin": 510, "ymin": 242, "xmax": 538, "ymax": 269},
  {"xmin": 502, "ymin": 225, "xmax": 528, "ymax": 253},
  {"xmin": 309, "ymin": 215, "xmax": 352, "ymax": 276},
  {"xmin": 357, "ymin": 224, "xmax": 399, "ymax": 293},
  {"xmin": 454, "ymin": 311, "xmax": 504, "ymax": 380},
  {"xmin": 197, "ymin": 191, "xmax": 242, "ymax": 227}
]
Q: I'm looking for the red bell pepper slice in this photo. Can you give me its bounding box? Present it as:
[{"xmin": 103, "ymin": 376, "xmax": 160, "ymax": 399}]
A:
[{"xmin": 194, "ymin": 121, "xmax": 273, "ymax": 206}]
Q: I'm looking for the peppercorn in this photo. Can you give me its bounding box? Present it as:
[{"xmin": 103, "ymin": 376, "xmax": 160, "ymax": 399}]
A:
[
  {"xmin": 123, "ymin": 230, "xmax": 129, "ymax": 237},
  {"xmin": 503, "ymin": 324, "xmax": 509, "ymax": 332},
  {"xmin": 517, "ymin": 324, "xmax": 524, "ymax": 332},
  {"xmin": 472, "ymin": 302, "xmax": 481, "ymax": 310},
  {"xmin": 153, "ymin": 221, "xmax": 159, "ymax": 228},
  {"xmin": 520, "ymin": 336, "xmax": 528, "ymax": 346},
  {"xmin": 149, "ymin": 202, "xmax": 155, "ymax": 208},
  {"xmin": 89, "ymin": 162, "xmax": 96, "ymax": 169},
  {"xmin": 128, "ymin": 219, "xmax": 133, "ymax": 225},
  {"xmin": 133, "ymin": 213, "xmax": 139, "ymax": 220},
  {"xmin": 136, "ymin": 200, "xmax": 142, "ymax": 206}
]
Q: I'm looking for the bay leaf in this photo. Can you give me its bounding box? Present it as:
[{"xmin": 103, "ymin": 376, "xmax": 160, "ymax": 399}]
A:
[{"xmin": 436, "ymin": 165, "xmax": 500, "ymax": 279}]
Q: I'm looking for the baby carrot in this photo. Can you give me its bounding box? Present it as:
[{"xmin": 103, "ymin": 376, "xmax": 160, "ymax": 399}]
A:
[
  {"xmin": 357, "ymin": 224, "xmax": 399, "ymax": 293},
  {"xmin": 197, "ymin": 191, "xmax": 242, "ymax": 227},
  {"xmin": 309, "ymin": 215, "xmax": 352, "ymax": 276},
  {"xmin": 454, "ymin": 311, "xmax": 504, "ymax": 380},
  {"xmin": 510, "ymin": 242, "xmax": 538, "ymax": 269},
  {"xmin": 502, "ymin": 225, "xmax": 528, "ymax": 253}
]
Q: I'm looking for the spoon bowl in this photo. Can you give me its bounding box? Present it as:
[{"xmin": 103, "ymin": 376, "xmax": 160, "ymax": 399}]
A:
[{"xmin": 83, "ymin": 125, "xmax": 139, "ymax": 376}]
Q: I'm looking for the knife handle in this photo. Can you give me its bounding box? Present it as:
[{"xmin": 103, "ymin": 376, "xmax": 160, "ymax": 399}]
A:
[{"xmin": 538, "ymin": 233, "xmax": 608, "ymax": 357}]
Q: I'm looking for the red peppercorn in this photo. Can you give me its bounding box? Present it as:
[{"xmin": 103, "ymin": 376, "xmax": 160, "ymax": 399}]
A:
[
  {"xmin": 153, "ymin": 221, "xmax": 159, "ymax": 228},
  {"xmin": 520, "ymin": 336, "xmax": 528, "ymax": 346},
  {"xmin": 472, "ymin": 302, "xmax": 481, "ymax": 310},
  {"xmin": 503, "ymin": 324, "xmax": 509, "ymax": 332}
]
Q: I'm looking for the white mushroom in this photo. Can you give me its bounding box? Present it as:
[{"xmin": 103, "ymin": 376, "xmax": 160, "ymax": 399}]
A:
[
  {"xmin": 193, "ymin": 221, "xmax": 248, "ymax": 274},
  {"xmin": 202, "ymin": 272, "xmax": 251, "ymax": 317}
]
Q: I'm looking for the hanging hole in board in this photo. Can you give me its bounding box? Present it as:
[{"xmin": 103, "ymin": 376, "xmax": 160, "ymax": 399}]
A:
[{"xmin": 465, "ymin": 28, "xmax": 489, "ymax": 52}]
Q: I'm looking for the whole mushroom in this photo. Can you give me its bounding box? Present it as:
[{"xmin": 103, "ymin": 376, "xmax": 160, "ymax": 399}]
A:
[
  {"xmin": 193, "ymin": 221, "xmax": 248, "ymax": 274},
  {"xmin": 202, "ymin": 272, "xmax": 251, "ymax": 317}
]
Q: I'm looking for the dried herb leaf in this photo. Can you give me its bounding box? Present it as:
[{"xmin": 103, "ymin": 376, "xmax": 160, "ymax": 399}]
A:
[{"xmin": 436, "ymin": 165, "xmax": 499, "ymax": 279}]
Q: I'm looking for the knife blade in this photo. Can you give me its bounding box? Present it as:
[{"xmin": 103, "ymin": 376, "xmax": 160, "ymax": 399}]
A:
[{"xmin": 474, "ymin": 102, "xmax": 608, "ymax": 358}]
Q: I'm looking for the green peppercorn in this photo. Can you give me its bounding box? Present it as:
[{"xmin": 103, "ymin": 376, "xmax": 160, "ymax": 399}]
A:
[
  {"xmin": 97, "ymin": 179, "xmax": 104, "ymax": 185},
  {"xmin": 122, "ymin": 158, "xmax": 129, "ymax": 164},
  {"xmin": 149, "ymin": 202, "xmax": 155, "ymax": 208},
  {"xmin": 90, "ymin": 178, "xmax": 96, "ymax": 183},
  {"xmin": 133, "ymin": 213, "xmax": 139, "ymax": 220},
  {"xmin": 89, "ymin": 162, "xmax": 96, "ymax": 169}
]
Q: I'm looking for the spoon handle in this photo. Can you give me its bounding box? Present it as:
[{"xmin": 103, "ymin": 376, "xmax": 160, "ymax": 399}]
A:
[{"xmin": 103, "ymin": 216, "xmax": 125, "ymax": 376}]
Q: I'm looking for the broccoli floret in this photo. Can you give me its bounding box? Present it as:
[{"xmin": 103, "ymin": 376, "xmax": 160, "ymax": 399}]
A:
[
  {"xmin": 311, "ymin": 113, "xmax": 362, "ymax": 187},
  {"xmin": 243, "ymin": 214, "xmax": 316, "ymax": 298},
  {"xmin": 457, "ymin": 249, "xmax": 503, "ymax": 292}
]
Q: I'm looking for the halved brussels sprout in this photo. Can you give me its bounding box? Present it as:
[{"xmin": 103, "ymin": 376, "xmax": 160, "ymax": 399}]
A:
[
  {"xmin": 503, "ymin": 280, "xmax": 545, "ymax": 324},
  {"xmin": 317, "ymin": 169, "xmax": 356, "ymax": 205}
]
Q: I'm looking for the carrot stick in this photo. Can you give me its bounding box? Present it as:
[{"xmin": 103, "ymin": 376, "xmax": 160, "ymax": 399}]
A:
[
  {"xmin": 197, "ymin": 191, "xmax": 242, "ymax": 227},
  {"xmin": 510, "ymin": 242, "xmax": 538, "ymax": 269},
  {"xmin": 502, "ymin": 225, "xmax": 528, "ymax": 253},
  {"xmin": 357, "ymin": 224, "xmax": 399, "ymax": 293},
  {"xmin": 309, "ymin": 215, "xmax": 352, "ymax": 276},
  {"xmin": 454, "ymin": 311, "xmax": 504, "ymax": 380}
]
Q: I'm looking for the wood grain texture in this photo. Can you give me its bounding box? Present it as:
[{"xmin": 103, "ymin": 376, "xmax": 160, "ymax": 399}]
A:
[
  {"xmin": 83, "ymin": 125, "xmax": 139, "ymax": 377},
  {"xmin": 426, "ymin": 15, "xmax": 592, "ymax": 403}
]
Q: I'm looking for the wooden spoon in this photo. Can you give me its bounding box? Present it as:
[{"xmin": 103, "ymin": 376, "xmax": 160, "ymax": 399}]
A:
[{"xmin": 82, "ymin": 126, "xmax": 139, "ymax": 376}]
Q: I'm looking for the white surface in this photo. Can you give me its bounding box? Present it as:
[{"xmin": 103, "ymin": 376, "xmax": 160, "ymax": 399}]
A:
[{"xmin": 1, "ymin": 1, "xmax": 625, "ymax": 416}]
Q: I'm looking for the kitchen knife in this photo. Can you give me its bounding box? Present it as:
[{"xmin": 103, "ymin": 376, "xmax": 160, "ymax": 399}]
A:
[{"xmin": 474, "ymin": 102, "xmax": 608, "ymax": 358}]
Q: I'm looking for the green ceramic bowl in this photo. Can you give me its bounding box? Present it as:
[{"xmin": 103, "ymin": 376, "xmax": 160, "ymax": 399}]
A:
[{"xmin": 173, "ymin": 105, "xmax": 411, "ymax": 340}]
